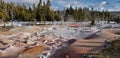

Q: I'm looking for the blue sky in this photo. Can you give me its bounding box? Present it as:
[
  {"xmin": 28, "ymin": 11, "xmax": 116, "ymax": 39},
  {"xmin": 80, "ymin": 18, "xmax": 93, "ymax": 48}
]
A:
[{"xmin": 4, "ymin": 0, "xmax": 120, "ymax": 11}]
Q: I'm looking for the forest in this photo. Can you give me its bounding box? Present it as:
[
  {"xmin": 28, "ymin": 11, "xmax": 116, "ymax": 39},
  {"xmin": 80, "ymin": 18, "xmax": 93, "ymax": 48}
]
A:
[{"xmin": 0, "ymin": 0, "xmax": 120, "ymax": 24}]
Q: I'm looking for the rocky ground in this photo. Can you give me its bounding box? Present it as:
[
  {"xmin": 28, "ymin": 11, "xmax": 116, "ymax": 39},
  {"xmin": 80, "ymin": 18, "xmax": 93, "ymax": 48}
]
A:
[
  {"xmin": 50, "ymin": 29, "xmax": 120, "ymax": 58},
  {"xmin": 0, "ymin": 25, "xmax": 70, "ymax": 58},
  {"xmin": 0, "ymin": 25, "xmax": 119, "ymax": 58}
]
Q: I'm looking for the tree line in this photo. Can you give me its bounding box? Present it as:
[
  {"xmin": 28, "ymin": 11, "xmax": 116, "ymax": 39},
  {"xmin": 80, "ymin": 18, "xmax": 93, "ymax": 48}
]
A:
[
  {"xmin": 0, "ymin": 0, "xmax": 120, "ymax": 24},
  {"xmin": 0, "ymin": 0, "xmax": 61, "ymax": 22},
  {"xmin": 64, "ymin": 6, "xmax": 120, "ymax": 24}
]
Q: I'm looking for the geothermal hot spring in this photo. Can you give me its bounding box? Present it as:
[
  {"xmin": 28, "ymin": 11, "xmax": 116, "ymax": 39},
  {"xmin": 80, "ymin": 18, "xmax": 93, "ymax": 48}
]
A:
[{"xmin": 46, "ymin": 25, "xmax": 100, "ymax": 39}]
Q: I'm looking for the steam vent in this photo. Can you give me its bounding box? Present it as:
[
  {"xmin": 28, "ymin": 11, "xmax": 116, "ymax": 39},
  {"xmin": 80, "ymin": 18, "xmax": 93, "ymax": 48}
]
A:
[{"xmin": 0, "ymin": 0, "xmax": 120, "ymax": 58}]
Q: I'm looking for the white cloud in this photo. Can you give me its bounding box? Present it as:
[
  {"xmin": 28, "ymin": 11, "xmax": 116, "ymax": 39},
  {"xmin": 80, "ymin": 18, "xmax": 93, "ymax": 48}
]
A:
[
  {"xmin": 101, "ymin": 1, "xmax": 108, "ymax": 5},
  {"xmin": 21, "ymin": 0, "xmax": 37, "ymax": 3},
  {"xmin": 90, "ymin": 1, "xmax": 110, "ymax": 11},
  {"xmin": 108, "ymin": 9, "xmax": 113, "ymax": 11},
  {"xmin": 62, "ymin": 1, "xmax": 82, "ymax": 9},
  {"xmin": 100, "ymin": 7, "xmax": 104, "ymax": 11},
  {"xmin": 90, "ymin": 1, "xmax": 108, "ymax": 8},
  {"xmin": 114, "ymin": 6, "xmax": 120, "ymax": 11},
  {"xmin": 5, "ymin": 0, "xmax": 38, "ymax": 3},
  {"xmin": 4, "ymin": 0, "xmax": 39, "ymax": 6},
  {"xmin": 51, "ymin": 5, "xmax": 59, "ymax": 11}
]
